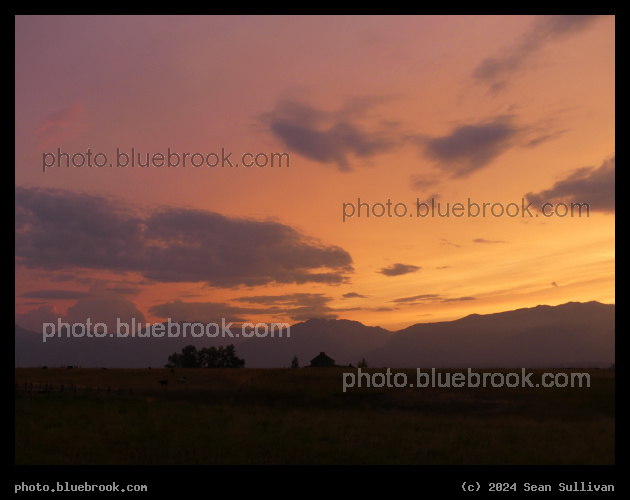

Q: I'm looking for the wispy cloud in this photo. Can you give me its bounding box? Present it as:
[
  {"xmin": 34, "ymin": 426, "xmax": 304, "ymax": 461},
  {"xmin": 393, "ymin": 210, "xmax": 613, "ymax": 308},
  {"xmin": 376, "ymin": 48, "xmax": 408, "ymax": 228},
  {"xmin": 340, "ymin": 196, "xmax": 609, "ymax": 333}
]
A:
[
  {"xmin": 233, "ymin": 293, "xmax": 345, "ymax": 321},
  {"xmin": 149, "ymin": 293, "xmax": 350, "ymax": 323},
  {"xmin": 472, "ymin": 15, "xmax": 603, "ymax": 93},
  {"xmin": 20, "ymin": 290, "xmax": 92, "ymax": 300},
  {"xmin": 440, "ymin": 239, "xmax": 461, "ymax": 249},
  {"xmin": 422, "ymin": 116, "xmax": 519, "ymax": 177},
  {"xmin": 262, "ymin": 97, "xmax": 400, "ymax": 171},
  {"xmin": 473, "ymin": 238, "xmax": 508, "ymax": 244},
  {"xmin": 390, "ymin": 294, "xmax": 476, "ymax": 305},
  {"xmin": 37, "ymin": 101, "xmax": 88, "ymax": 147},
  {"xmin": 441, "ymin": 296, "xmax": 476, "ymax": 303},
  {"xmin": 522, "ymin": 129, "xmax": 568, "ymax": 149},
  {"xmin": 267, "ymin": 98, "xmax": 550, "ymax": 179},
  {"xmin": 390, "ymin": 294, "xmax": 440, "ymax": 304}
]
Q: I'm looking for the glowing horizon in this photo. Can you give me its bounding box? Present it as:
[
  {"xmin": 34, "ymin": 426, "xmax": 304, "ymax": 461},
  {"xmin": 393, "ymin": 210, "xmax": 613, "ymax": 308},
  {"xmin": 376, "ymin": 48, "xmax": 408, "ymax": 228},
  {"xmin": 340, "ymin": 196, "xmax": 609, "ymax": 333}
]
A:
[{"xmin": 15, "ymin": 15, "xmax": 614, "ymax": 333}]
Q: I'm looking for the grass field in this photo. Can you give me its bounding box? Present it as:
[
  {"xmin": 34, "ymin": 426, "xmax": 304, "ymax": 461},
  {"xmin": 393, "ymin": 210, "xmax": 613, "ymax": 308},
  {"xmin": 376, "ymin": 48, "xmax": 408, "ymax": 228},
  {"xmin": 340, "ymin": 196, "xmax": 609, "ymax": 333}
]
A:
[{"xmin": 15, "ymin": 367, "xmax": 614, "ymax": 465}]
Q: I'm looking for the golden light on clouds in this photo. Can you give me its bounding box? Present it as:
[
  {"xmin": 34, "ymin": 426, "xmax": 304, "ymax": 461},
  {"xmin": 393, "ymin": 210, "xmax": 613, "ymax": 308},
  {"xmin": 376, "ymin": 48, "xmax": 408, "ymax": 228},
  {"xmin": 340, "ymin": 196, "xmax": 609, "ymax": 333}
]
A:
[{"xmin": 16, "ymin": 15, "xmax": 614, "ymax": 333}]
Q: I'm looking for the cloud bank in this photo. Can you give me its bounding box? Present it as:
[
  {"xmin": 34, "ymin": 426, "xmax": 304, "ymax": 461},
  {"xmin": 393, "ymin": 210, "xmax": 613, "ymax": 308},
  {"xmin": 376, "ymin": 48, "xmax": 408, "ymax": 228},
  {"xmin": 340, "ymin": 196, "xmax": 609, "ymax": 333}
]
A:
[{"xmin": 15, "ymin": 187, "xmax": 354, "ymax": 287}]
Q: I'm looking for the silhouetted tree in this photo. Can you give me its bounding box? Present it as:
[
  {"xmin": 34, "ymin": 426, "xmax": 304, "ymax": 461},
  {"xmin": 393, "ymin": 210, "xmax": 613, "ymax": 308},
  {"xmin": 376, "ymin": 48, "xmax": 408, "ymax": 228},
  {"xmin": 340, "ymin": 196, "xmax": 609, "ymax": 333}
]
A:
[
  {"xmin": 215, "ymin": 344, "xmax": 245, "ymax": 368},
  {"xmin": 198, "ymin": 346, "xmax": 219, "ymax": 368},
  {"xmin": 291, "ymin": 355, "xmax": 299, "ymax": 368},
  {"xmin": 358, "ymin": 358, "xmax": 368, "ymax": 368},
  {"xmin": 167, "ymin": 344, "xmax": 245, "ymax": 368},
  {"xmin": 167, "ymin": 344, "xmax": 201, "ymax": 368}
]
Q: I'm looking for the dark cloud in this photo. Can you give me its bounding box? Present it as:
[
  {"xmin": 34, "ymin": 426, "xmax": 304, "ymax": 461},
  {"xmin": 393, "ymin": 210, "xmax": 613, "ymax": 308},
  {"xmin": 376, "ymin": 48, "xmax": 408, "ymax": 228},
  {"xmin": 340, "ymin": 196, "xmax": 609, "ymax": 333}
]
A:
[
  {"xmin": 47, "ymin": 273, "xmax": 80, "ymax": 282},
  {"xmin": 266, "ymin": 98, "xmax": 546, "ymax": 179},
  {"xmin": 231, "ymin": 294, "xmax": 299, "ymax": 305},
  {"xmin": 390, "ymin": 294, "xmax": 440, "ymax": 304},
  {"xmin": 177, "ymin": 292, "xmax": 206, "ymax": 298},
  {"xmin": 525, "ymin": 156, "xmax": 614, "ymax": 213},
  {"xmin": 151, "ymin": 293, "xmax": 345, "ymax": 323},
  {"xmin": 342, "ymin": 292, "xmax": 369, "ymax": 299},
  {"xmin": 423, "ymin": 117, "xmax": 518, "ymax": 177},
  {"xmin": 390, "ymin": 294, "xmax": 476, "ymax": 305},
  {"xmin": 15, "ymin": 187, "xmax": 353, "ymax": 287},
  {"xmin": 20, "ymin": 290, "xmax": 92, "ymax": 300},
  {"xmin": 233, "ymin": 293, "xmax": 342, "ymax": 321},
  {"xmin": 23, "ymin": 273, "xmax": 145, "ymax": 296},
  {"xmin": 103, "ymin": 285, "xmax": 143, "ymax": 296},
  {"xmin": 75, "ymin": 276, "xmax": 102, "ymax": 285},
  {"xmin": 149, "ymin": 299, "xmax": 255, "ymax": 324},
  {"xmin": 377, "ymin": 263, "xmax": 421, "ymax": 277},
  {"xmin": 473, "ymin": 238, "xmax": 508, "ymax": 244},
  {"xmin": 15, "ymin": 187, "xmax": 144, "ymax": 272},
  {"xmin": 441, "ymin": 296, "xmax": 477, "ymax": 302},
  {"xmin": 263, "ymin": 97, "xmax": 399, "ymax": 171},
  {"xmin": 473, "ymin": 15, "xmax": 603, "ymax": 92}
]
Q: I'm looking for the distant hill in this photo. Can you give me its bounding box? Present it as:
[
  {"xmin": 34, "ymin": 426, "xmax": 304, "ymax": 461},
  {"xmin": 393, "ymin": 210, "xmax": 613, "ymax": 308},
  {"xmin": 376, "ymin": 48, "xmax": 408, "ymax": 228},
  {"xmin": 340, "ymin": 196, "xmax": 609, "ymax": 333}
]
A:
[
  {"xmin": 236, "ymin": 318, "xmax": 392, "ymax": 368},
  {"xmin": 14, "ymin": 322, "xmax": 247, "ymax": 369},
  {"xmin": 365, "ymin": 301, "xmax": 615, "ymax": 368},
  {"xmin": 15, "ymin": 301, "xmax": 614, "ymax": 368}
]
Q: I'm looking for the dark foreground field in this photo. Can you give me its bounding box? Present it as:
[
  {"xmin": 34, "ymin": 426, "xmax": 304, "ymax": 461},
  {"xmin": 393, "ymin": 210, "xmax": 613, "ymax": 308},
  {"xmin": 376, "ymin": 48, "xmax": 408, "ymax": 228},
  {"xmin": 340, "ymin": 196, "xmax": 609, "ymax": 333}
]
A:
[{"xmin": 15, "ymin": 367, "xmax": 614, "ymax": 465}]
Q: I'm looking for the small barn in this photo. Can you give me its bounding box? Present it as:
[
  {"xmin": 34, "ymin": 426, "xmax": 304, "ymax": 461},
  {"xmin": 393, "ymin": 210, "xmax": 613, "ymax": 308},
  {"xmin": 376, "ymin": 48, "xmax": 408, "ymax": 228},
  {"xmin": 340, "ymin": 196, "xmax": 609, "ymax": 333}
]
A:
[{"xmin": 310, "ymin": 352, "xmax": 335, "ymax": 367}]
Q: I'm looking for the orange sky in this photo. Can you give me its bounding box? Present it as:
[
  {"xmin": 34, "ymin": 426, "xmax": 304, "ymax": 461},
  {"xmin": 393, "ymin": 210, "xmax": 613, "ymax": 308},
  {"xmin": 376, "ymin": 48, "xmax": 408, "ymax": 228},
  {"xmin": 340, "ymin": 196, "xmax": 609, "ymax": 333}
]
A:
[{"xmin": 15, "ymin": 15, "xmax": 614, "ymax": 332}]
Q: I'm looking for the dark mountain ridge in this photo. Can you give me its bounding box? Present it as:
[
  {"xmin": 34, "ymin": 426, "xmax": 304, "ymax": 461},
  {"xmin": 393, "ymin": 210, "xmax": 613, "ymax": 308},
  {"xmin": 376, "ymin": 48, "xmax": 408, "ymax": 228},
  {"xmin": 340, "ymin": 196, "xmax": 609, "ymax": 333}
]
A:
[{"xmin": 15, "ymin": 301, "xmax": 614, "ymax": 368}]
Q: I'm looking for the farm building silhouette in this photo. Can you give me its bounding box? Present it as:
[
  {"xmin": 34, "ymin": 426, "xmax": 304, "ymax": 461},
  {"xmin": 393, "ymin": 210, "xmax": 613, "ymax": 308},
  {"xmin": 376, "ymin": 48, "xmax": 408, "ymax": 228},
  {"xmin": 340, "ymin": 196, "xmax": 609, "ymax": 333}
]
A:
[{"xmin": 310, "ymin": 352, "xmax": 335, "ymax": 367}]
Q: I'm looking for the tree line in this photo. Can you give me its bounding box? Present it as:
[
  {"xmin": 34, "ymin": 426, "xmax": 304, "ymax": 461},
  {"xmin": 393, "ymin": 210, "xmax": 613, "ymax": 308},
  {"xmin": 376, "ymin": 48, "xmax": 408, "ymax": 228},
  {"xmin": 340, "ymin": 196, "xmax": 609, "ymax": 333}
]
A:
[{"xmin": 166, "ymin": 344, "xmax": 245, "ymax": 368}]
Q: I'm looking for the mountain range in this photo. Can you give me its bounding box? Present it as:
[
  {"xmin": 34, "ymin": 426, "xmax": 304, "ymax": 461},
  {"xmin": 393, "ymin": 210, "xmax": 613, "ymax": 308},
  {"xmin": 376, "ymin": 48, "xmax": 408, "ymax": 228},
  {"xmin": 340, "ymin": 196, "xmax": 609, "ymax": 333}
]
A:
[{"xmin": 15, "ymin": 301, "xmax": 614, "ymax": 368}]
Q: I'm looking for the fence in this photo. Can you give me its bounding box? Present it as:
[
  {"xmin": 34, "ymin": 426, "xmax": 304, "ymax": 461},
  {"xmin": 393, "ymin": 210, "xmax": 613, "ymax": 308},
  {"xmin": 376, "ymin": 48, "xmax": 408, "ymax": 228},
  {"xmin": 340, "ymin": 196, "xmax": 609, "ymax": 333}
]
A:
[{"xmin": 15, "ymin": 382, "xmax": 133, "ymax": 396}]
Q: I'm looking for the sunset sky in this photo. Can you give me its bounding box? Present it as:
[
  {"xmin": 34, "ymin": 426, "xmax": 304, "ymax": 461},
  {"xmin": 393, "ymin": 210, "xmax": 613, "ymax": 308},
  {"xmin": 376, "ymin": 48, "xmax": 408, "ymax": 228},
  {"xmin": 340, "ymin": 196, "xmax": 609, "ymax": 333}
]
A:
[{"xmin": 15, "ymin": 15, "xmax": 614, "ymax": 333}]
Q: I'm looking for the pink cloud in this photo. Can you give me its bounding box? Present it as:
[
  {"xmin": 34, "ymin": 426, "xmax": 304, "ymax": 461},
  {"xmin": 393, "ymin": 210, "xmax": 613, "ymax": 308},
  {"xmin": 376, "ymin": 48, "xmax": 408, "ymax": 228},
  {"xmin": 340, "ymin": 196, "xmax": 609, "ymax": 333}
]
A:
[{"xmin": 37, "ymin": 101, "xmax": 87, "ymax": 148}]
